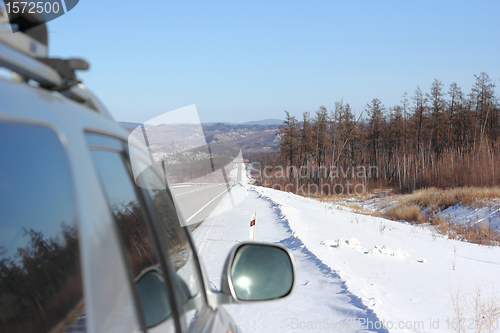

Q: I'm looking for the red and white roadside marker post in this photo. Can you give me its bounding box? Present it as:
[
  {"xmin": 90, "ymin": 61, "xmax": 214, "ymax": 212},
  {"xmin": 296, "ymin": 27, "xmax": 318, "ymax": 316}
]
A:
[{"xmin": 249, "ymin": 212, "xmax": 256, "ymax": 241}]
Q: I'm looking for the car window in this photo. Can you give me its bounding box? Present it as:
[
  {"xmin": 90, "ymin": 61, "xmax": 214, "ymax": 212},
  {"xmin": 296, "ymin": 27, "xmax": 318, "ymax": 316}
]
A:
[
  {"xmin": 89, "ymin": 147, "xmax": 176, "ymax": 331},
  {"xmin": 0, "ymin": 122, "xmax": 86, "ymax": 332},
  {"xmin": 137, "ymin": 166, "xmax": 206, "ymax": 326},
  {"xmin": 148, "ymin": 182, "xmax": 205, "ymax": 324}
]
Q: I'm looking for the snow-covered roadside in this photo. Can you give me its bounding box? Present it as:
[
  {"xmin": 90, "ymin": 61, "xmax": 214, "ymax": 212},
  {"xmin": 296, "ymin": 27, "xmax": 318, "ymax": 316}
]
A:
[
  {"xmin": 255, "ymin": 187, "xmax": 500, "ymax": 332},
  {"xmin": 191, "ymin": 162, "xmax": 500, "ymax": 332},
  {"xmin": 193, "ymin": 164, "xmax": 386, "ymax": 332}
]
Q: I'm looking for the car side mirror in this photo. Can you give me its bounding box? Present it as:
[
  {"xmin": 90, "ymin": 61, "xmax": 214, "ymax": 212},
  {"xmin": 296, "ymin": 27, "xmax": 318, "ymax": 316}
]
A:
[
  {"xmin": 135, "ymin": 267, "xmax": 171, "ymax": 328},
  {"xmin": 220, "ymin": 242, "xmax": 295, "ymax": 302}
]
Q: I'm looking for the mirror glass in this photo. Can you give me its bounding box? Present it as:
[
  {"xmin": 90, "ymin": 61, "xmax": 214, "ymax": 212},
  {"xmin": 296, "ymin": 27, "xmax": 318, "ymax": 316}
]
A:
[
  {"xmin": 230, "ymin": 244, "xmax": 293, "ymax": 301},
  {"xmin": 135, "ymin": 269, "xmax": 171, "ymax": 327}
]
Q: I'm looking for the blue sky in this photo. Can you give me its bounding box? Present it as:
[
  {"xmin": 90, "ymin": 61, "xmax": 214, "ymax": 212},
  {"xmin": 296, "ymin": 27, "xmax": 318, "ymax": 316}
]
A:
[{"xmin": 49, "ymin": 1, "xmax": 499, "ymax": 124}]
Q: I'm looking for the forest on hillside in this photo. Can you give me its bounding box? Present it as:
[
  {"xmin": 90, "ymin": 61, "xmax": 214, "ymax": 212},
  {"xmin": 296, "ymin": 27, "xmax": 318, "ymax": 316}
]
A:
[{"xmin": 250, "ymin": 72, "xmax": 500, "ymax": 194}]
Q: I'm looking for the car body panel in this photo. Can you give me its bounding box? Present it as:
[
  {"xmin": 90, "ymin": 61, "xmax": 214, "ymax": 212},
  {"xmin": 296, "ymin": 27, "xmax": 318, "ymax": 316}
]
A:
[{"xmin": 0, "ymin": 77, "xmax": 143, "ymax": 333}]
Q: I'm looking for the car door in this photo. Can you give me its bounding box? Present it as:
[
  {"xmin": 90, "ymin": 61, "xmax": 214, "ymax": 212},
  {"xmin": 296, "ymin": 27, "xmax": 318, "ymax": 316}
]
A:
[{"xmin": 86, "ymin": 132, "xmax": 235, "ymax": 333}]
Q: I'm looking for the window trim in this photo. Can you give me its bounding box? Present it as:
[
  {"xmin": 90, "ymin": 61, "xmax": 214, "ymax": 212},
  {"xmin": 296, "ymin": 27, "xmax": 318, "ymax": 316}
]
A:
[
  {"xmin": 86, "ymin": 132, "xmax": 183, "ymax": 332},
  {"xmin": 123, "ymin": 140, "xmax": 210, "ymax": 327}
]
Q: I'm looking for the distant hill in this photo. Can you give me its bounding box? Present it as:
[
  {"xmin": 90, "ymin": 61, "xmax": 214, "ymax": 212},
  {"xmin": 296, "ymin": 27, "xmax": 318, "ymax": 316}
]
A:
[
  {"xmin": 240, "ymin": 119, "xmax": 283, "ymax": 125},
  {"xmin": 200, "ymin": 119, "xmax": 284, "ymax": 125},
  {"xmin": 119, "ymin": 119, "xmax": 284, "ymax": 127},
  {"xmin": 118, "ymin": 120, "xmax": 281, "ymax": 155},
  {"xmin": 201, "ymin": 123, "xmax": 280, "ymax": 154}
]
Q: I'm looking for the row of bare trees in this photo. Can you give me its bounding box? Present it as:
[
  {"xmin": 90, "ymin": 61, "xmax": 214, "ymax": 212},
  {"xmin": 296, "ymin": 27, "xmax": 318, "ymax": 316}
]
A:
[{"xmin": 259, "ymin": 72, "xmax": 500, "ymax": 194}]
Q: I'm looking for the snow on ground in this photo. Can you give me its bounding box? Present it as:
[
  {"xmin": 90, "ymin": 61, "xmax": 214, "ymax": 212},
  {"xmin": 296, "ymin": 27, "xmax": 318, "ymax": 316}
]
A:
[
  {"xmin": 335, "ymin": 194, "xmax": 500, "ymax": 230},
  {"xmin": 255, "ymin": 188, "xmax": 500, "ymax": 332},
  {"xmin": 441, "ymin": 203, "xmax": 500, "ymax": 229},
  {"xmin": 325, "ymin": 192, "xmax": 397, "ymax": 216},
  {"xmin": 193, "ymin": 168, "xmax": 385, "ymax": 332},
  {"xmin": 192, "ymin": 164, "xmax": 500, "ymax": 332}
]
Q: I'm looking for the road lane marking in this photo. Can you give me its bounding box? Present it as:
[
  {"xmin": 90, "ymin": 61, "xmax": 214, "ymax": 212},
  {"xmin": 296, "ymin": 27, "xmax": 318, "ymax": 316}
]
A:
[
  {"xmin": 175, "ymin": 184, "xmax": 224, "ymax": 196},
  {"xmin": 186, "ymin": 187, "xmax": 230, "ymax": 222}
]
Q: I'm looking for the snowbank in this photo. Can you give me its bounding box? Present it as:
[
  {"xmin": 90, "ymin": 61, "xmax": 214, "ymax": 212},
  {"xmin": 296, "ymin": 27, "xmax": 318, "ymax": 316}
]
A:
[
  {"xmin": 255, "ymin": 186, "xmax": 500, "ymax": 332},
  {"xmin": 192, "ymin": 163, "xmax": 500, "ymax": 332}
]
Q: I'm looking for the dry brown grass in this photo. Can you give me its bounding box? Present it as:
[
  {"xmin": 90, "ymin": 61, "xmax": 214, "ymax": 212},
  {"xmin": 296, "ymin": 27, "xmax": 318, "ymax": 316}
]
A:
[
  {"xmin": 449, "ymin": 283, "xmax": 500, "ymax": 333},
  {"xmin": 307, "ymin": 191, "xmax": 375, "ymax": 201},
  {"xmin": 309, "ymin": 191, "xmax": 384, "ymax": 217},
  {"xmin": 345, "ymin": 203, "xmax": 383, "ymax": 217},
  {"xmin": 434, "ymin": 214, "xmax": 450, "ymax": 234},
  {"xmin": 308, "ymin": 185, "xmax": 500, "ymax": 246},
  {"xmin": 437, "ymin": 219, "xmax": 500, "ymax": 246},
  {"xmin": 398, "ymin": 187, "xmax": 500, "ymax": 212},
  {"xmin": 386, "ymin": 187, "xmax": 500, "ymax": 246},
  {"xmin": 386, "ymin": 204, "xmax": 425, "ymax": 223}
]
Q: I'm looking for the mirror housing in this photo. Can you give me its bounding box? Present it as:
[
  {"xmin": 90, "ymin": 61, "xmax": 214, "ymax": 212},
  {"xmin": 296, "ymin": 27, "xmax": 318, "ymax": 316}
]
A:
[
  {"xmin": 135, "ymin": 267, "xmax": 171, "ymax": 328},
  {"xmin": 220, "ymin": 242, "xmax": 295, "ymax": 302}
]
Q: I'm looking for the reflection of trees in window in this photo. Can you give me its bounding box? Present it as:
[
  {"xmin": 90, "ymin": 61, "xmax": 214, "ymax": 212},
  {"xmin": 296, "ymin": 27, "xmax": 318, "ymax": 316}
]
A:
[
  {"xmin": 135, "ymin": 164, "xmax": 198, "ymax": 300},
  {"xmin": 110, "ymin": 200, "xmax": 157, "ymax": 277},
  {"xmin": 0, "ymin": 223, "xmax": 84, "ymax": 333},
  {"xmin": 149, "ymin": 189, "xmax": 190, "ymax": 272}
]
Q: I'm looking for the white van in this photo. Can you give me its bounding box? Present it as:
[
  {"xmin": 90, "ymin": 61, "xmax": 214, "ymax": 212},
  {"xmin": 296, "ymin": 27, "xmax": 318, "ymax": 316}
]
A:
[{"xmin": 0, "ymin": 8, "xmax": 294, "ymax": 333}]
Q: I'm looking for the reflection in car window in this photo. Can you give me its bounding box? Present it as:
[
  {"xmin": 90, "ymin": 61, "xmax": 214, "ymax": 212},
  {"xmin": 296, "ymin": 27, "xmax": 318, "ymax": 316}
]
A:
[
  {"xmin": 135, "ymin": 163, "xmax": 204, "ymax": 325},
  {"xmin": 92, "ymin": 151, "xmax": 157, "ymax": 275},
  {"xmin": 90, "ymin": 149, "xmax": 175, "ymax": 330},
  {"xmin": 149, "ymin": 188, "xmax": 199, "ymax": 293},
  {"xmin": 0, "ymin": 122, "xmax": 86, "ymax": 332}
]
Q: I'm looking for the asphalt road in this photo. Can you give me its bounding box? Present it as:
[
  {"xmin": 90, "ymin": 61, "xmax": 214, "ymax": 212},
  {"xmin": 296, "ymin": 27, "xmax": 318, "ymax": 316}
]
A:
[
  {"xmin": 171, "ymin": 183, "xmax": 231, "ymax": 228},
  {"xmin": 236, "ymin": 163, "xmax": 243, "ymax": 183}
]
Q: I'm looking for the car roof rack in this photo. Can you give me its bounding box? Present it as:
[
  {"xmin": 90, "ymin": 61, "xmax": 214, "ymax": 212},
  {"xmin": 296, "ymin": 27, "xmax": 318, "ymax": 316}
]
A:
[{"xmin": 0, "ymin": 6, "xmax": 110, "ymax": 116}]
